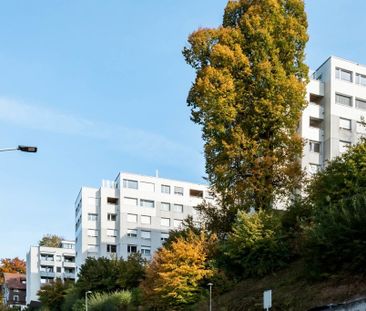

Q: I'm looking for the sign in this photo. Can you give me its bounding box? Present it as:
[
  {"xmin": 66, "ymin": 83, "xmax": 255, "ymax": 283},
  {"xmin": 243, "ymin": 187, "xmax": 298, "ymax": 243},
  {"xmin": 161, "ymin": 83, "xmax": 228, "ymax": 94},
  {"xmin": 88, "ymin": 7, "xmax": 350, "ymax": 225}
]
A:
[{"xmin": 263, "ymin": 289, "xmax": 272, "ymax": 310}]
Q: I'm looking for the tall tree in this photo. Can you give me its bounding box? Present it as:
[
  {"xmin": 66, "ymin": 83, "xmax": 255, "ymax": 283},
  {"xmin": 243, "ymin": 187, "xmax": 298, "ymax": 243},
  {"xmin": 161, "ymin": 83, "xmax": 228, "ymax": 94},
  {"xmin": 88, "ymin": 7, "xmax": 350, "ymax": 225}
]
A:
[
  {"xmin": 183, "ymin": 0, "xmax": 309, "ymax": 227},
  {"xmin": 39, "ymin": 234, "xmax": 63, "ymax": 247}
]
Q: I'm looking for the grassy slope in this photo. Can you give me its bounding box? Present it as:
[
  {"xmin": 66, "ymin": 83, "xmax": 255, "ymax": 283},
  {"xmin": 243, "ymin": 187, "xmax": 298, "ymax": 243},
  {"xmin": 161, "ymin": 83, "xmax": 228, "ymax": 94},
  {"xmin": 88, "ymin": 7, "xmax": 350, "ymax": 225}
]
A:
[{"xmin": 195, "ymin": 261, "xmax": 366, "ymax": 311}]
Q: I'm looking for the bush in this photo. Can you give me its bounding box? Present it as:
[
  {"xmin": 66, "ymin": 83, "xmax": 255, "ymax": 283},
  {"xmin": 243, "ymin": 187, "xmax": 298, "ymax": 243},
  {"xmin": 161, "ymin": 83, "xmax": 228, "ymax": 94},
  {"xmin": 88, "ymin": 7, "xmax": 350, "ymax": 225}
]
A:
[{"xmin": 88, "ymin": 291, "xmax": 131, "ymax": 311}]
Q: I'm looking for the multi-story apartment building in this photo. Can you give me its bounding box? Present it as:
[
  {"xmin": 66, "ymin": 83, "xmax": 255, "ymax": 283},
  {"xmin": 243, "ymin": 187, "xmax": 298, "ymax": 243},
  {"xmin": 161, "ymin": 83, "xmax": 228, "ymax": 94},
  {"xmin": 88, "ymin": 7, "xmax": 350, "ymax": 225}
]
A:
[
  {"xmin": 26, "ymin": 240, "xmax": 76, "ymax": 304},
  {"xmin": 301, "ymin": 56, "xmax": 366, "ymax": 174},
  {"xmin": 75, "ymin": 172, "xmax": 213, "ymax": 271}
]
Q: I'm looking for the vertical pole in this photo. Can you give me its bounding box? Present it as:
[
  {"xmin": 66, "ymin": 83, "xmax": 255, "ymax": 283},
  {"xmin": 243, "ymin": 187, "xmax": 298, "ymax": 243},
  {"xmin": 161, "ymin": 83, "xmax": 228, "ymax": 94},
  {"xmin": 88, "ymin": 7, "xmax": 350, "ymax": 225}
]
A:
[{"xmin": 208, "ymin": 283, "xmax": 213, "ymax": 311}]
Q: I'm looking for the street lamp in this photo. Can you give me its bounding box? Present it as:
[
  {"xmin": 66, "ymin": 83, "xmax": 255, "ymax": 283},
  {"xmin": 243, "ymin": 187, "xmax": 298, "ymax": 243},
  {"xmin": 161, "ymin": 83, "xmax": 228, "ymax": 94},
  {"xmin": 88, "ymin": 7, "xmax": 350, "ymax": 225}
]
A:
[
  {"xmin": 208, "ymin": 282, "xmax": 213, "ymax": 311},
  {"xmin": 0, "ymin": 145, "xmax": 38, "ymax": 153},
  {"xmin": 85, "ymin": 291, "xmax": 92, "ymax": 311}
]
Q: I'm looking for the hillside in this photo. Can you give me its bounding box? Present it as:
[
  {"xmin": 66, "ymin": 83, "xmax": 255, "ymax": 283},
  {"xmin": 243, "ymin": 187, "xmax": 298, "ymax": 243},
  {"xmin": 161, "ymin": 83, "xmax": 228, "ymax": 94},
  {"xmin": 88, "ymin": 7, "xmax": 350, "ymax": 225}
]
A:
[{"xmin": 195, "ymin": 261, "xmax": 366, "ymax": 311}]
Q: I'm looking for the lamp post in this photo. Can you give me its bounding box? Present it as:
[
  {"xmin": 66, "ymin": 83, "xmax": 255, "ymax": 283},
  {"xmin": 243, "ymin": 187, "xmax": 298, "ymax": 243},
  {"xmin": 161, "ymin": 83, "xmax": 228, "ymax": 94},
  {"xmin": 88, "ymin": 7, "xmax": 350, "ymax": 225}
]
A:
[
  {"xmin": 85, "ymin": 291, "xmax": 92, "ymax": 311},
  {"xmin": 208, "ymin": 282, "xmax": 213, "ymax": 311},
  {"xmin": 0, "ymin": 145, "xmax": 38, "ymax": 153}
]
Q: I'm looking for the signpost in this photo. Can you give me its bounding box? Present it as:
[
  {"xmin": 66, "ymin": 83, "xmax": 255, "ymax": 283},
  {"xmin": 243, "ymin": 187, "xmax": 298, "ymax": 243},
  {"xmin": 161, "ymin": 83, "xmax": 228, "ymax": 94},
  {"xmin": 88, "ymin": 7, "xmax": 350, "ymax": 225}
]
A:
[{"xmin": 263, "ymin": 289, "xmax": 272, "ymax": 310}]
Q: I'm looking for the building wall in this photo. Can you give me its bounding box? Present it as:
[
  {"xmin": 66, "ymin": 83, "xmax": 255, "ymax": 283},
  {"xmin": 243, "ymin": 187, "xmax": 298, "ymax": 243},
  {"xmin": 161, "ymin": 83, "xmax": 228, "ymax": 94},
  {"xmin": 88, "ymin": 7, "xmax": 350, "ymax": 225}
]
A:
[
  {"xmin": 75, "ymin": 173, "xmax": 213, "ymax": 272},
  {"xmin": 26, "ymin": 241, "xmax": 76, "ymax": 304}
]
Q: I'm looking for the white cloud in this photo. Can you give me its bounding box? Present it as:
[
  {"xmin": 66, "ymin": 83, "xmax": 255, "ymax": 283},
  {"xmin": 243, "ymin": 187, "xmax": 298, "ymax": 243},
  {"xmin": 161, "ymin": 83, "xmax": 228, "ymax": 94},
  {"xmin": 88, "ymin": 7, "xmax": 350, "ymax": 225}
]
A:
[{"xmin": 0, "ymin": 97, "xmax": 203, "ymax": 166}]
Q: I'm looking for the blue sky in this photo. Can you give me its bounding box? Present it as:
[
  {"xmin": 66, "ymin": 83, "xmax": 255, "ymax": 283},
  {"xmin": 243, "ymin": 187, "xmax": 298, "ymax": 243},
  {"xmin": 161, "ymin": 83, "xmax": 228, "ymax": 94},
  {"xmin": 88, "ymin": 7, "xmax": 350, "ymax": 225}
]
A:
[{"xmin": 1, "ymin": 0, "xmax": 365, "ymax": 260}]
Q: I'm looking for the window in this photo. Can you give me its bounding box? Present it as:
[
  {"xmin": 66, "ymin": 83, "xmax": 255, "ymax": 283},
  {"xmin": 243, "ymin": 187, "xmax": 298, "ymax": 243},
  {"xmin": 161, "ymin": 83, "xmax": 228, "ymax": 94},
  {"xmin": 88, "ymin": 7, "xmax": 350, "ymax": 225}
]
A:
[
  {"xmin": 339, "ymin": 118, "xmax": 351, "ymax": 130},
  {"xmin": 62, "ymin": 242, "xmax": 74, "ymax": 249},
  {"xmin": 160, "ymin": 202, "xmax": 170, "ymax": 212},
  {"xmin": 88, "ymin": 229, "xmax": 99, "ymax": 237},
  {"xmin": 339, "ymin": 140, "xmax": 351, "ymax": 154},
  {"xmin": 127, "ymin": 244, "xmax": 137, "ymax": 253},
  {"xmin": 107, "ymin": 197, "xmax": 118, "ymax": 204},
  {"xmin": 356, "ymin": 98, "xmax": 366, "ymax": 110},
  {"xmin": 336, "ymin": 67, "xmax": 352, "ymax": 82},
  {"xmin": 55, "ymin": 255, "xmax": 62, "ymax": 262},
  {"xmin": 140, "ymin": 181, "xmax": 155, "ymax": 192},
  {"xmin": 40, "ymin": 254, "xmax": 54, "ymax": 261},
  {"xmin": 88, "ymin": 213, "xmax": 98, "ymax": 221},
  {"xmin": 336, "ymin": 93, "xmax": 352, "ymax": 107},
  {"xmin": 141, "ymin": 246, "xmax": 151, "ymax": 256},
  {"xmin": 309, "ymin": 164, "xmax": 321, "ymax": 174},
  {"xmin": 173, "ymin": 219, "xmax": 183, "ymax": 228},
  {"xmin": 127, "ymin": 229, "xmax": 137, "ymax": 237},
  {"xmin": 161, "ymin": 232, "xmax": 169, "ymax": 242},
  {"xmin": 173, "ymin": 204, "xmax": 183, "ymax": 213},
  {"xmin": 309, "ymin": 141, "xmax": 320, "ymax": 153},
  {"xmin": 124, "ymin": 197, "xmax": 138, "ymax": 206},
  {"xmin": 174, "ymin": 186, "xmax": 184, "ymax": 196},
  {"xmin": 189, "ymin": 189, "xmax": 203, "ymax": 198},
  {"xmin": 141, "ymin": 215, "xmax": 151, "ymax": 224},
  {"xmin": 107, "ymin": 229, "xmax": 118, "ymax": 237},
  {"xmin": 13, "ymin": 295, "xmax": 19, "ymax": 302},
  {"xmin": 161, "ymin": 185, "xmax": 171, "ymax": 194},
  {"xmin": 357, "ymin": 121, "xmax": 366, "ymax": 134},
  {"xmin": 40, "ymin": 265, "xmax": 54, "ymax": 272},
  {"xmin": 107, "ymin": 213, "xmax": 117, "ymax": 221},
  {"xmin": 56, "ymin": 267, "xmax": 62, "ymax": 273},
  {"xmin": 309, "ymin": 117, "xmax": 322, "ymax": 128},
  {"xmin": 123, "ymin": 179, "xmax": 138, "ymax": 189},
  {"xmin": 161, "ymin": 217, "xmax": 170, "ymax": 227},
  {"xmin": 127, "ymin": 213, "xmax": 137, "ymax": 223},
  {"xmin": 356, "ymin": 73, "xmax": 366, "ymax": 86},
  {"xmin": 107, "ymin": 244, "xmax": 117, "ymax": 253},
  {"xmin": 140, "ymin": 199, "xmax": 155, "ymax": 208},
  {"xmin": 141, "ymin": 230, "xmax": 151, "ymax": 240}
]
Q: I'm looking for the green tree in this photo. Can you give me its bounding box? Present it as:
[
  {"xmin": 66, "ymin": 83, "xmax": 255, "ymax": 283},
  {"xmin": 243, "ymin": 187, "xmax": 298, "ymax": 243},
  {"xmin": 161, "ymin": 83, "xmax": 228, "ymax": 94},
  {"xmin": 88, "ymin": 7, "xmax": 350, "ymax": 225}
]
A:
[
  {"xmin": 141, "ymin": 230, "xmax": 215, "ymax": 310},
  {"xmin": 38, "ymin": 279, "xmax": 71, "ymax": 311},
  {"xmin": 39, "ymin": 234, "xmax": 63, "ymax": 248},
  {"xmin": 183, "ymin": 0, "xmax": 309, "ymax": 232}
]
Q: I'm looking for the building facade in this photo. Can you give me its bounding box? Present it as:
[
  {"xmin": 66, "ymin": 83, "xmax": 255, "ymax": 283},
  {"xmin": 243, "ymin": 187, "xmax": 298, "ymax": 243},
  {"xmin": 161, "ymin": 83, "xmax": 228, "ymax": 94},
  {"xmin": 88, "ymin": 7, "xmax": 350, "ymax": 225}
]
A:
[
  {"xmin": 301, "ymin": 56, "xmax": 366, "ymax": 174},
  {"xmin": 2, "ymin": 273, "xmax": 26, "ymax": 309},
  {"xmin": 26, "ymin": 240, "xmax": 76, "ymax": 304},
  {"xmin": 75, "ymin": 172, "xmax": 213, "ymax": 271}
]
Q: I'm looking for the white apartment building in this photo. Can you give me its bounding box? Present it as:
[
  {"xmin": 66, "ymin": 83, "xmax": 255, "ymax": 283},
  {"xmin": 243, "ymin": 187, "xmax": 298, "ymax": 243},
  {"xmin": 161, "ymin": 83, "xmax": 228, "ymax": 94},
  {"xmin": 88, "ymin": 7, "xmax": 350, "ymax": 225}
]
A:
[
  {"xmin": 26, "ymin": 240, "xmax": 76, "ymax": 304},
  {"xmin": 75, "ymin": 172, "xmax": 213, "ymax": 271},
  {"xmin": 301, "ymin": 56, "xmax": 366, "ymax": 174}
]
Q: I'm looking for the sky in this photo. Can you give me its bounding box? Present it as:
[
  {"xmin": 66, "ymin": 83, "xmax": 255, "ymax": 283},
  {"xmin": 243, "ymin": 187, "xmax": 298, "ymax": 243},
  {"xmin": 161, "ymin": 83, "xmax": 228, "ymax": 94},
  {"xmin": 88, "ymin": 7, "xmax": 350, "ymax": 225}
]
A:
[{"xmin": 1, "ymin": 0, "xmax": 366, "ymax": 260}]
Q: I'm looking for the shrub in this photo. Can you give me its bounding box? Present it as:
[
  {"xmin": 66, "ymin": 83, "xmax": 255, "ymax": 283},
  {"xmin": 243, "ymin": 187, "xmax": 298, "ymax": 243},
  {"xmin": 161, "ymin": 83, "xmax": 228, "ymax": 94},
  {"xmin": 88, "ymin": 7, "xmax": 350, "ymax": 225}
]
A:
[{"xmin": 88, "ymin": 291, "xmax": 131, "ymax": 311}]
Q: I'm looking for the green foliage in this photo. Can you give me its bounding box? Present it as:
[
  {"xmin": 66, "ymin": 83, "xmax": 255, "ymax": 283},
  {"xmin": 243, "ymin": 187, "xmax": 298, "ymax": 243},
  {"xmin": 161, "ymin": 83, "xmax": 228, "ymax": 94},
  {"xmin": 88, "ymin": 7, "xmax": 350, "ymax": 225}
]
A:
[
  {"xmin": 222, "ymin": 210, "xmax": 291, "ymax": 278},
  {"xmin": 88, "ymin": 291, "xmax": 131, "ymax": 311},
  {"xmin": 38, "ymin": 234, "xmax": 63, "ymax": 248},
  {"xmin": 76, "ymin": 254, "xmax": 146, "ymax": 294},
  {"xmin": 183, "ymin": 0, "xmax": 309, "ymax": 224},
  {"xmin": 61, "ymin": 285, "xmax": 81, "ymax": 311},
  {"xmin": 37, "ymin": 279, "xmax": 71, "ymax": 311}
]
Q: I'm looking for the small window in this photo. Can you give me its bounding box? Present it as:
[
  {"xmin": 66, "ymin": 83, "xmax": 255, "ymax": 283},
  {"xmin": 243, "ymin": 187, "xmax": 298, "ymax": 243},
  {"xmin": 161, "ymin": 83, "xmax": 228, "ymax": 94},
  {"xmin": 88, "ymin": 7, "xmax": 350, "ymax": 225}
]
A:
[
  {"xmin": 356, "ymin": 73, "xmax": 366, "ymax": 86},
  {"xmin": 160, "ymin": 202, "xmax": 170, "ymax": 212},
  {"xmin": 189, "ymin": 189, "xmax": 203, "ymax": 198},
  {"xmin": 336, "ymin": 93, "xmax": 352, "ymax": 107},
  {"xmin": 141, "ymin": 246, "xmax": 151, "ymax": 255},
  {"xmin": 123, "ymin": 179, "xmax": 138, "ymax": 189},
  {"xmin": 107, "ymin": 229, "xmax": 118, "ymax": 237},
  {"xmin": 309, "ymin": 117, "xmax": 323, "ymax": 129},
  {"xmin": 107, "ymin": 197, "xmax": 118, "ymax": 204},
  {"xmin": 124, "ymin": 197, "xmax": 138, "ymax": 206},
  {"xmin": 127, "ymin": 244, "xmax": 137, "ymax": 253},
  {"xmin": 107, "ymin": 213, "xmax": 117, "ymax": 221},
  {"xmin": 140, "ymin": 199, "xmax": 155, "ymax": 208},
  {"xmin": 141, "ymin": 215, "xmax": 151, "ymax": 224},
  {"xmin": 56, "ymin": 267, "xmax": 62, "ymax": 273},
  {"xmin": 161, "ymin": 217, "xmax": 170, "ymax": 227},
  {"xmin": 339, "ymin": 118, "xmax": 351, "ymax": 130},
  {"xmin": 127, "ymin": 229, "xmax": 137, "ymax": 237},
  {"xmin": 173, "ymin": 204, "xmax": 183, "ymax": 213},
  {"xmin": 356, "ymin": 98, "xmax": 366, "ymax": 110},
  {"xmin": 141, "ymin": 230, "xmax": 151, "ymax": 240},
  {"xmin": 174, "ymin": 186, "xmax": 184, "ymax": 196},
  {"xmin": 336, "ymin": 67, "xmax": 352, "ymax": 82},
  {"xmin": 107, "ymin": 244, "xmax": 117, "ymax": 253},
  {"xmin": 127, "ymin": 214, "xmax": 137, "ymax": 223},
  {"xmin": 55, "ymin": 255, "xmax": 62, "ymax": 262},
  {"xmin": 88, "ymin": 213, "xmax": 98, "ymax": 221},
  {"xmin": 161, "ymin": 232, "xmax": 169, "ymax": 242},
  {"xmin": 88, "ymin": 229, "xmax": 99, "ymax": 237},
  {"xmin": 309, "ymin": 141, "xmax": 320, "ymax": 153},
  {"xmin": 173, "ymin": 219, "xmax": 183, "ymax": 228},
  {"xmin": 161, "ymin": 185, "xmax": 171, "ymax": 194},
  {"xmin": 339, "ymin": 140, "xmax": 351, "ymax": 154},
  {"xmin": 13, "ymin": 295, "xmax": 19, "ymax": 302}
]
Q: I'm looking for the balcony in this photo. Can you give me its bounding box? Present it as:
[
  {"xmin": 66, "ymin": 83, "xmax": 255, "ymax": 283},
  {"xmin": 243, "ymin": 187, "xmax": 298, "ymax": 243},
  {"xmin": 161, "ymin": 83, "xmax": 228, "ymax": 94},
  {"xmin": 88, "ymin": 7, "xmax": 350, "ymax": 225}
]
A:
[
  {"xmin": 308, "ymin": 79, "xmax": 325, "ymax": 97},
  {"xmin": 40, "ymin": 271, "xmax": 55, "ymax": 278},
  {"xmin": 308, "ymin": 103, "xmax": 324, "ymax": 119},
  {"xmin": 63, "ymin": 261, "xmax": 76, "ymax": 268}
]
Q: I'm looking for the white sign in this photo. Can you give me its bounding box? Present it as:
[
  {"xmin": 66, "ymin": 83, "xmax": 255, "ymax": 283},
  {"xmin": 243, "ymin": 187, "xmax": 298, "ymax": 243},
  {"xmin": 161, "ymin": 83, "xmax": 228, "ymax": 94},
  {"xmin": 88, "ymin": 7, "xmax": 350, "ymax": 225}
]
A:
[{"xmin": 263, "ymin": 289, "xmax": 272, "ymax": 310}]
